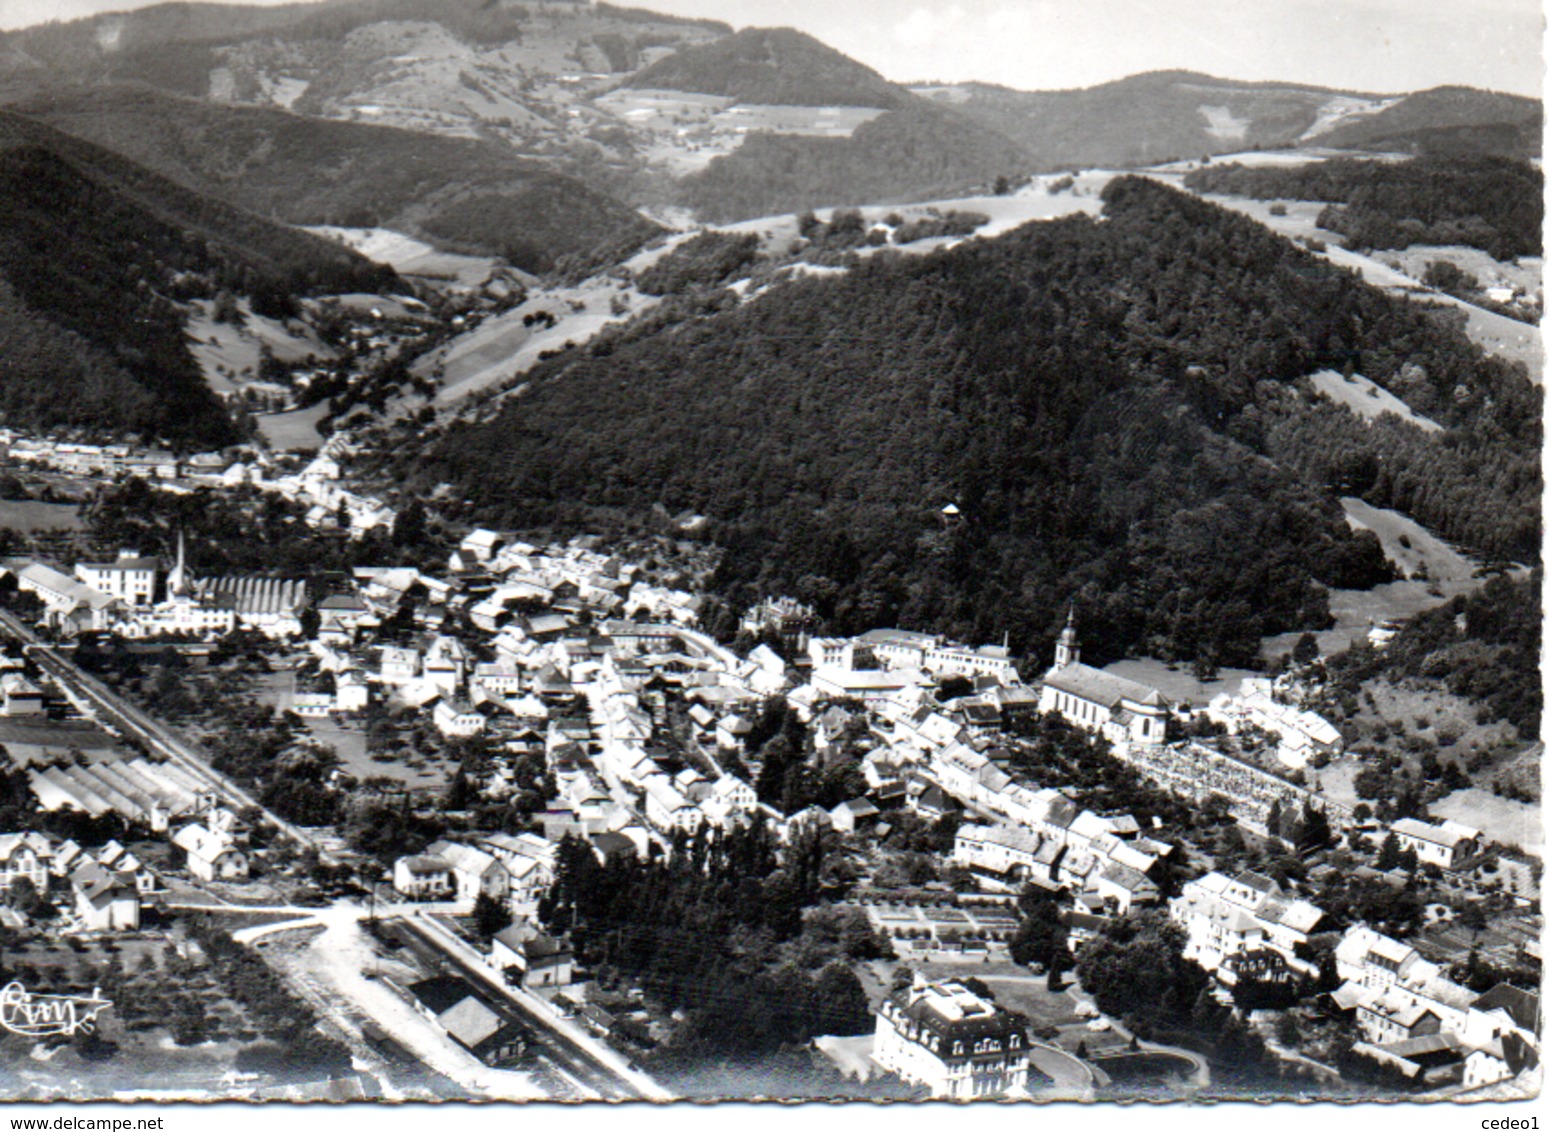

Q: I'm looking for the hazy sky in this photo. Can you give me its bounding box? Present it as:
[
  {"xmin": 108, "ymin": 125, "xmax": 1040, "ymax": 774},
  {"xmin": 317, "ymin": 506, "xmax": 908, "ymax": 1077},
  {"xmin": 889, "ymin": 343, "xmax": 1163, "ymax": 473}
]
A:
[{"xmin": 0, "ymin": 0, "xmax": 1540, "ymax": 96}]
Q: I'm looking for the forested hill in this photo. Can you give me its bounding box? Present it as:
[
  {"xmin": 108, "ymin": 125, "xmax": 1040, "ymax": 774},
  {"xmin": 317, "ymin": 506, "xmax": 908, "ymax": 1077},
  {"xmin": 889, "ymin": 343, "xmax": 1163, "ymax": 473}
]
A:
[
  {"xmin": 678, "ymin": 100, "xmax": 1027, "ymax": 222},
  {"xmin": 407, "ymin": 178, "xmax": 1539, "ymax": 668},
  {"xmin": 1183, "ymin": 155, "xmax": 1543, "ymax": 260},
  {"xmin": 10, "ymin": 86, "xmax": 661, "ymax": 272},
  {"xmin": 625, "ymin": 27, "xmax": 908, "ymax": 109},
  {"xmin": 0, "ymin": 110, "xmax": 395, "ymax": 448},
  {"xmin": 1310, "ymin": 87, "xmax": 1542, "ymax": 158}
]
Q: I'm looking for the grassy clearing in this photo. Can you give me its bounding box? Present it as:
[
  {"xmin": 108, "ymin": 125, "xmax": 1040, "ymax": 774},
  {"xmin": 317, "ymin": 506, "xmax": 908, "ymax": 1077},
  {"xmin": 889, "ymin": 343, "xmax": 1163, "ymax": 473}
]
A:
[
  {"xmin": 0, "ymin": 499, "xmax": 85, "ymax": 532},
  {"xmin": 255, "ymin": 402, "xmax": 329, "ymax": 451}
]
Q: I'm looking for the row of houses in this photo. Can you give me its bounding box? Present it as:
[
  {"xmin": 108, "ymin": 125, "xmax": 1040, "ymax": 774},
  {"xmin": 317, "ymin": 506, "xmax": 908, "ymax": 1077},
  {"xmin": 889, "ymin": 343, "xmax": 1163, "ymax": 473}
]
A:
[{"xmin": 393, "ymin": 832, "xmax": 559, "ymax": 913}]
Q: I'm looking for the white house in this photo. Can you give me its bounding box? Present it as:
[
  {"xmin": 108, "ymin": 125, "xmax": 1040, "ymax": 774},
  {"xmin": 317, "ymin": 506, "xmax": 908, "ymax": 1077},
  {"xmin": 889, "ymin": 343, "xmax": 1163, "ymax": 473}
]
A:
[
  {"xmin": 0, "ymin": 831, "xmax": 55, "ymax": 891},
  {"xmin": 172, "ymin": 823, "xmax": 249, "ymax": 882},
  {"xmin": 70, "ymin": 861, "xmax": 139, "ymax": 931},
  {"xmin": 1390, "ymin": 818, "xmax": 1481, "ymax": 870},
  {"xmin": 426, "ymin": 840, "xmax": 509, "ymax": 903},
  {"xmin": 433, "ymin": 698, "xmax": 487, "ymax": 738},
  {"xmin": 393, "ymin": 854, "xmax": 456, "ymax": 900}
]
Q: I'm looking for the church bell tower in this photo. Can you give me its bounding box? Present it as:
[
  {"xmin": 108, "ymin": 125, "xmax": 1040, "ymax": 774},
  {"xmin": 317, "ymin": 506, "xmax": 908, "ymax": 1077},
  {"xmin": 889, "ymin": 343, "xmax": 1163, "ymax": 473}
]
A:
[{"xmin": 1055, "ymin": 606, "xmax": 1080, "ymax": 668}]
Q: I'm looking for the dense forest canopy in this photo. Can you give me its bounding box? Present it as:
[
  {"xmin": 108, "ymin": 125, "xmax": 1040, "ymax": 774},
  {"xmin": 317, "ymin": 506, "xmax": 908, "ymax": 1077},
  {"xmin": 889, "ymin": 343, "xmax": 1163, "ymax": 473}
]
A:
[
  {"xmin": 1183, "ymin": 155, "xmax": 1544, "ymax": 259},
  {"xmin": 404, "ymin": 178, "xmax": 1538, "ymax": 667}
]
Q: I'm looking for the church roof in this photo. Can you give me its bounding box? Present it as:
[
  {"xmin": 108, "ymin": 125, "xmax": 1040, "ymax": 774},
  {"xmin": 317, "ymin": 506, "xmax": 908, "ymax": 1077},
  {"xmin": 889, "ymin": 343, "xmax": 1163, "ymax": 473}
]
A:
[{"xmin": 1042, "ymin": 663, "xmax": 1165, "ymax": 709}]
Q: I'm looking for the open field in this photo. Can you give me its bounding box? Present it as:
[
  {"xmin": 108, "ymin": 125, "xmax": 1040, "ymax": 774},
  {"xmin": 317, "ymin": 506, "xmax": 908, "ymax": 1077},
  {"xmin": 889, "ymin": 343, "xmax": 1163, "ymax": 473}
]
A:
[
  {"xmin": 1263, "ymin": 499, "xmax": 1485, "ymax": 661},
  {"xmin": 255, "ymin": 402, "xmax": 329, "ymax": 451},
  {"xmin": 1377, "ymin": 246, "xmax": 1542, "ymax": 301},
  {"xmin": 250, "ymin": 668, "xmax": 449, "ymax": 788},
  {"xmin": 188, "ymin": 299, "xmax": 335, "ymax": 399},
  {"xmin": 0, "ymin": 499, "xmax": 85, "ymax": 532},
  {"xmin": 1432, "ymin": 789, "xmax": 1542, "ymax": 857},
  {"xmin": 1100, "ymin": 659, "xmax": 1258, "ymax": 705},
  {"xmin": 303, "ymin": 227, "xmax": 511, "ymax": 290},
  {"xmin": 1306, "ymin": 369, "xmax": 1442, "ymax": 432}
]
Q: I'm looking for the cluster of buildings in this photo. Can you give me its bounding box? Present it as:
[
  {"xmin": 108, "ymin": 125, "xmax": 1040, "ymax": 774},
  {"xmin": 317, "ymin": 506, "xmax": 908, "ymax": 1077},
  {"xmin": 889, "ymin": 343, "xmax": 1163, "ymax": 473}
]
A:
[
  {"xmin": 0, "ymin": 830, "xmax": 148, "ymax": 931},
  {"xmin": 1205, "ymin": 678, "xmax": 1344, "ymax": 770},
  {"xmin": 1165, "ymin": 867, "xmax": 1538, "ymax": 1089},
  {"xmin": 1333, "ymin": 926, "xmax": 1540, "ymax": 1087},
  {"xmin": 1, "ymin": 434, "xmax": 397, "ymax": 541}
]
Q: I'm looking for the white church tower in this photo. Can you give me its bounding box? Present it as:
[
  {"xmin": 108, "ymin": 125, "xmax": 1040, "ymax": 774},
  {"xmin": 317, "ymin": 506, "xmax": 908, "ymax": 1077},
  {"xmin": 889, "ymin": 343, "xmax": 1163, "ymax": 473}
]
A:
[{"xmin": 1054, "ymin": 606, "xmax": 1080, "ymax": 669}]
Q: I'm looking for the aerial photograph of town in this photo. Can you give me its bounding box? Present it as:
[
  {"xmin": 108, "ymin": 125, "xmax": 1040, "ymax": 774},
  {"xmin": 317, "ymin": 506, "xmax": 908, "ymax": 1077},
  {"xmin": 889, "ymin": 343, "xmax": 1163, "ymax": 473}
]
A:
[{"xmin": 0, "ymin": 0, "xmax": 1536, "ymax": 1120}]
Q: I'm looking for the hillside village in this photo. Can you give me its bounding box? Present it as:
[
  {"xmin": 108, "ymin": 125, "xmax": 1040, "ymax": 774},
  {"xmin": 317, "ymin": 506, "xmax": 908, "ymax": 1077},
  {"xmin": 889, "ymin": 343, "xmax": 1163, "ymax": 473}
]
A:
[
  {"xmin": 0, "ymin": 427, "xmax": 1533, "ymax": 1101},
  {"xmin": 0, "ymin": 0, "xmax": 1537, "ymax": 1110}
]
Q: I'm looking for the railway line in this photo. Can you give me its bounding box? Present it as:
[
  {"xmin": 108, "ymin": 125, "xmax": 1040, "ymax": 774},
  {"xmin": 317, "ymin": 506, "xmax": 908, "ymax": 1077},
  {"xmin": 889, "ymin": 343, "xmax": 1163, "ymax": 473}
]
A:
[{"xmin": 0, "ymin": 607, "xmax": 315, "ymax": 848}]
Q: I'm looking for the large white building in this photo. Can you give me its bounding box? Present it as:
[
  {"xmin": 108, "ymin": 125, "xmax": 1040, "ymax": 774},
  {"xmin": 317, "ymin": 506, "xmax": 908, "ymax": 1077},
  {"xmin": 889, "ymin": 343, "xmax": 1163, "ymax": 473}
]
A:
[
  {"xmin": 873, "ymin": 976, "xmax": 1031, "ymax": 1099},
  {"xmin": 75, "ymin": 552, "xmax": 160, "ymax": 607},
  {"xmin": 1390, "ymin": 818, "xmax": 1482, "ymax": 870},
  {"xmin": 1038, "ymin": 613, "xmax": 1167, "ymax": 745}
]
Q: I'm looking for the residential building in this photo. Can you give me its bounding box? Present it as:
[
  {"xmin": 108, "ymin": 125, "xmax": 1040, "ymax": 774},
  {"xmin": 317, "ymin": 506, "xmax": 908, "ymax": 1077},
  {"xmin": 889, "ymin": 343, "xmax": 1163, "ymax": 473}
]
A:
[
  {"xmin": 70, "ymin": 861, "xmax": 140, "ymax": 931},
  {"xmin": 1390, "ymin": 818, "xmax": 1482, "ymax": 870},
  {"xmin": 490, "ymin": 924, "xmax": 574, "ymax": 988},
  {"xmin": 425, "ymin": 840, "xmax": 509, "ymax": 903},
  {"xmin": 172, "ymin": 822, "xmax": 249, "ymax": 882},
  {"xmin": 0, "ymin": 831, "xmax": 55, "ymax": 891},
  {"xmin": 393, "ymin": 854, "xmax": 455, "ymax": 900}
]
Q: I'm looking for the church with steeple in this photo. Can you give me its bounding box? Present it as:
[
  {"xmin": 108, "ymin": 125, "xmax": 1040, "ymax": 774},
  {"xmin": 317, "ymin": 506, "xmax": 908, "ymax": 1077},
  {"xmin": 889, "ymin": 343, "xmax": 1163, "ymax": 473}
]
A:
[
  {"xmin": 1039, "ymin": 608, "xmax": 1170, "ymax": 746},
  {"xmin": 119, "ymin": 530, "xmax": 309, "ymax": 640}
]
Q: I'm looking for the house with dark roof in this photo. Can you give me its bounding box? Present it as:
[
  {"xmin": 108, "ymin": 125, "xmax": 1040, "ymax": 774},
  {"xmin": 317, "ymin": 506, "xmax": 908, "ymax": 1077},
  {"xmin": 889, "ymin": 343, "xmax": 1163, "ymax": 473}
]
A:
[
  {"xmin": 405, "ymin": 976, "xmax": 524, "ymax": 1065},
  {"xmin": 490, "ymin": 924, "xmax": 574, "ymax": 988}
]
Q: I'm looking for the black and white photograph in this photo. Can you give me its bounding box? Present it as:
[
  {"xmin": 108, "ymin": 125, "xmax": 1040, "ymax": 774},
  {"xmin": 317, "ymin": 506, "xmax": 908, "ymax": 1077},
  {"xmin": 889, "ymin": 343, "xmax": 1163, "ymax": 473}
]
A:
[{"xmin": 0, "ymin": 0, "xmax": 1536, "ymax": 1113}]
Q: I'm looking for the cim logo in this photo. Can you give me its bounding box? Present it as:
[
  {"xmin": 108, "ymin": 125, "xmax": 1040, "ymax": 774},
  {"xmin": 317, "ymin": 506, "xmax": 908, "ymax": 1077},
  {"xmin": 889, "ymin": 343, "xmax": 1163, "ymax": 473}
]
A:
[{"xmin": 0, "ymin": 982, "xmax": 113, "ymax": 1037}]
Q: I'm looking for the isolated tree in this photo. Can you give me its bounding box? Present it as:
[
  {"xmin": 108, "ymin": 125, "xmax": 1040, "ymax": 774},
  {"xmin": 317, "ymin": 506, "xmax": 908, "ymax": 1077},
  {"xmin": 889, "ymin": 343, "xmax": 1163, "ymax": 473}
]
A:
[
  {"xmin": 473, "ymin": 891, "xmax": 512, "ymax": 939},
  {"xmin": 1376, "ymin": 833, "xmax": 1401, "ymax": 871}
]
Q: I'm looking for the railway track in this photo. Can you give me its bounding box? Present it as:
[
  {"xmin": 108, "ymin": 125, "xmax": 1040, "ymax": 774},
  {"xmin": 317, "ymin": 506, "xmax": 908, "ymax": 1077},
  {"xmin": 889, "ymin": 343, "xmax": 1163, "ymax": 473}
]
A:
[{"xmin": 0, "ymin": 609, "xmax": 314, "ymax": 847}]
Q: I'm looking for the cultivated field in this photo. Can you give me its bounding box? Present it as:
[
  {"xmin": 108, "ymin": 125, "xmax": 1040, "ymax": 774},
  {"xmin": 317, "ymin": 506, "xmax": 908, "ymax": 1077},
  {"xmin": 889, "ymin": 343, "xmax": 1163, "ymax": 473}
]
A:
[
  {"xmin": 1431, "ymin": 789, "xmax": 1542, "ymax": 857},
  {"xmin": 255, "ymin": 402, "xmax": 329, "ymax": 451}
]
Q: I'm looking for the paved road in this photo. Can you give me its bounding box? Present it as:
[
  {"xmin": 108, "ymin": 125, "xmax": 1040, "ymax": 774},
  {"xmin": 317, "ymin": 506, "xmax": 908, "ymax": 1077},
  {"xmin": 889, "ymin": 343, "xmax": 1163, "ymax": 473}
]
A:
[{"xmin": 0, "ymin": 609, "xmax": 314, "ymax": 848}]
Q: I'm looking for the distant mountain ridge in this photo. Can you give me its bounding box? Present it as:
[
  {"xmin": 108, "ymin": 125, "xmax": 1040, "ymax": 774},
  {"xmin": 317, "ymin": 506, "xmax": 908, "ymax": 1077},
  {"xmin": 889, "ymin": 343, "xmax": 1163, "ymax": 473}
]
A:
[
  {"xmin": 0, "ymin": 1, "xmax": 1536, "ymax": 235},
  {"xmin": 913, "ymin": 71, "xmax": 1541, "ymax": 167}
]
